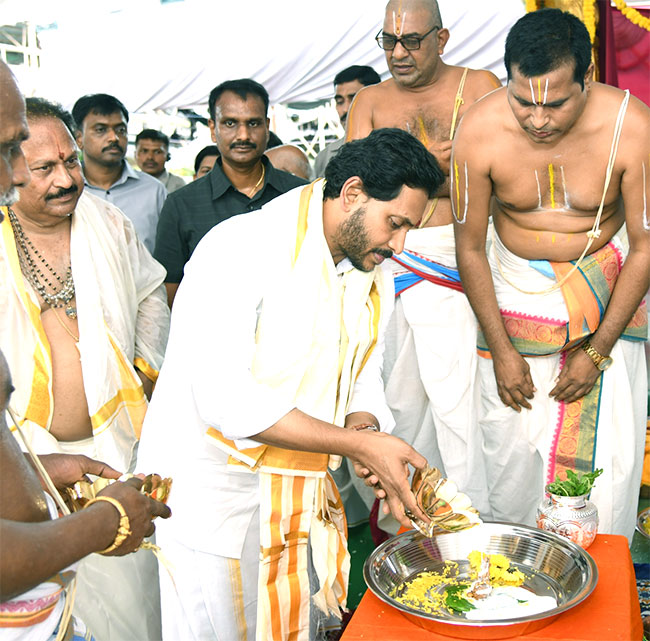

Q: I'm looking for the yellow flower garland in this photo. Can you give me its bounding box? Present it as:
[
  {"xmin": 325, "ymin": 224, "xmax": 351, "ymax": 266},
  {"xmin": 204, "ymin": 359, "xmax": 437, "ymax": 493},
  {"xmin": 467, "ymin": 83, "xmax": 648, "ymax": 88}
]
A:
[
  {"xmin": 612, "ymin": 0, "xmax": 650, "ymax": 31},
  {"xmin": 525, "ymin": 0, "xmax": 539, "ymax": 12},
  {"xmin": 583, "ymin": 0, "xmax": 597, "ymax": 43}
]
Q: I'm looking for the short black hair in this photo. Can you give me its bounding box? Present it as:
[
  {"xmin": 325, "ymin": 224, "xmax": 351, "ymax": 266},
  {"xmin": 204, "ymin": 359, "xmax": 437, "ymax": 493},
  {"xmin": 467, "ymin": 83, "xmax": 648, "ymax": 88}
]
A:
[
  {"xmin": 504, "ymin": 9, "xmax": 591, "ymax": 88},
  {"xmin": 135, "ymin": 128, "xmax": 170, "ymax": 148},
  {"xmin": 208, "ymin": 79, "xmax": 269, "ymax": 121},
  {"xmin": 71, "ymin": 93, "xmax": 129, "ymax": 130},
  {"xmin": 193, "ymin": 145, "xmax": 220, "ymax": 174},
  {"xmin": 323, "ymin": 128, "xmax": 443, "ymax": 201},
  {"xmin": 25, "ymin": 97, "xmax": 76, "ymax": 137},
  {"xmin": 334, "ymin": 65, "xmax": 381, "ymax": 88}
]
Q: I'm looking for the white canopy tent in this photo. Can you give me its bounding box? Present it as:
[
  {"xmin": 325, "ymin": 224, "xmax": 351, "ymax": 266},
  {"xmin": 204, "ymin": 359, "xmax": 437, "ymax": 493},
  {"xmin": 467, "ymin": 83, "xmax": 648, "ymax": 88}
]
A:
[{"xmin": 6, "ymin": 0, "xmax": 525, "ymax": 114}]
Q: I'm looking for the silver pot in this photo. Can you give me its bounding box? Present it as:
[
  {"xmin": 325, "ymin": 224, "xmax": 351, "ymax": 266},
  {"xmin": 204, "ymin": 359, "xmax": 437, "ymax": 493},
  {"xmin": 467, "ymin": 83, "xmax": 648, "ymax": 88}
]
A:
[{"xmin": 536, "ymin": 492, "xmax": 598, "ymax": 549}]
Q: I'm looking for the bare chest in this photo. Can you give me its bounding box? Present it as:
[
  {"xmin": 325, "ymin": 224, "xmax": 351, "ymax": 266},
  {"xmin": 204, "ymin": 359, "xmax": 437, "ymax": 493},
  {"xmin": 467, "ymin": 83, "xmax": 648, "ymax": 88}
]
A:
[
  {"xmin": 372, "ymin": 93, "xmax": 460, "ymax": 144},
  {"xmin": 490, "ymin": 145, "xmax": 619, "ymax": 214}
]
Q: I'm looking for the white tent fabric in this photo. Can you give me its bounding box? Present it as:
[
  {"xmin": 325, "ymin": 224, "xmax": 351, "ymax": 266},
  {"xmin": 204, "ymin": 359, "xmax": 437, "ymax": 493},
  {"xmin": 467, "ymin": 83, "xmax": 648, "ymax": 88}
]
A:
[{"xmin": 29, "ymin": 0, "xmax": 524, "ymax": 114}]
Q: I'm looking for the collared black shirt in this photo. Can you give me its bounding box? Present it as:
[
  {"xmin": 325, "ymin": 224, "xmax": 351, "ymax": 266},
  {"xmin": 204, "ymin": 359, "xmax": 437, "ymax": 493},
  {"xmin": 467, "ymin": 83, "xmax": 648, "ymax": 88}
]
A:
[{"xmin": 154, "ymin": 156, "xmax": 307, "ymax": 282}]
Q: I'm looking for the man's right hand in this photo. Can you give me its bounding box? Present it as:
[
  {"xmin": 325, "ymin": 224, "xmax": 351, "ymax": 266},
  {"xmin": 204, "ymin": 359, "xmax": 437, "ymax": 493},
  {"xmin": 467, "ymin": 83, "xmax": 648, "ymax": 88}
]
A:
[
  {"xmin": 492, "ymin": 349, "xmax": 536, "ymax": 411},
  {"xmin": 351, "ymin": 432, "xmax": 429, "ymax": 529},
  {"xmin": 94, "ymin": 476, "xmax": 171, "ymax": 556}
]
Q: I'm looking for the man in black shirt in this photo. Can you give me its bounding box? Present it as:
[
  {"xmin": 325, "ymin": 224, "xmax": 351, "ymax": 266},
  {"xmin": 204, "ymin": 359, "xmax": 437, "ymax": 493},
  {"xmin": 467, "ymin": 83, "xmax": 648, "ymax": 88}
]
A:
[{"xmin": 154, "ymin": 78, "xmax": 306, "ymax": 306}]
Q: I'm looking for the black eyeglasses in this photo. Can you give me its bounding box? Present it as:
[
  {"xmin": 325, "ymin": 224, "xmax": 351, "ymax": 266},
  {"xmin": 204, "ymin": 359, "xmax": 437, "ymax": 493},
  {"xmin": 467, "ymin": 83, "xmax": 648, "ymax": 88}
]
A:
[{"xmin": 375, "ymin": 25, "xmax": 440, "ymax": 51}]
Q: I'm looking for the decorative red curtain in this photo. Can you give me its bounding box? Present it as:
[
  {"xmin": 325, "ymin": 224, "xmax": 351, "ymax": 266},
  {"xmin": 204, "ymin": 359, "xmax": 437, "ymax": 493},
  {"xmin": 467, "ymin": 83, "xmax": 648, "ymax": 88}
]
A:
[{"xmin": 598, "ymin": 0, "xmax": 650, "ymax": 106}]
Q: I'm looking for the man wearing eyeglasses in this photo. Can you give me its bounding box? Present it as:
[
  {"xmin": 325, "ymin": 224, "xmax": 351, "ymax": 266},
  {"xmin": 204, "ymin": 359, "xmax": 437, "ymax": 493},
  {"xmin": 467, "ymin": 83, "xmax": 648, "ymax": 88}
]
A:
[{"xmin": 345, "ymin": 0, "xmax": 501, "ymax": 535}]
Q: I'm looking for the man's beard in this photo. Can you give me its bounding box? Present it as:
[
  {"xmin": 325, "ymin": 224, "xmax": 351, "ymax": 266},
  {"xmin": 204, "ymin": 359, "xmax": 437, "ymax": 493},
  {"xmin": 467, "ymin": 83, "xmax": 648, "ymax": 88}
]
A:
[
  {"xmin": 334, "ymin": 206, "xmax": 392, "ymax": 272},
  {"xmin": 0, "ymin": 187, "xmax": 19, "ymax": 207}
]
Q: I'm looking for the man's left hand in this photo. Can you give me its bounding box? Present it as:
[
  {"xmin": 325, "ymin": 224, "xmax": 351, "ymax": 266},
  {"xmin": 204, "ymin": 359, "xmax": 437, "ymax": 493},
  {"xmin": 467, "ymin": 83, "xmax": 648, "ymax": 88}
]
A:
[
  {"xmin": 549, "ymin": 348, "xmax": 601, "ymax": 403},
  {"xmin": 36, "ymin": 454, "xmax": 121, "ymax": 490}
]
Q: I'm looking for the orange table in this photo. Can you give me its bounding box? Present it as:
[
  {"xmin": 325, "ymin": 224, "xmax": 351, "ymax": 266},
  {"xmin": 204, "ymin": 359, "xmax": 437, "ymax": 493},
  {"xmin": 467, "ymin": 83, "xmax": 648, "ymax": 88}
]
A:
[{"xmin": 341, "ymin": 534, "xmax": 643, "ymax": 641}]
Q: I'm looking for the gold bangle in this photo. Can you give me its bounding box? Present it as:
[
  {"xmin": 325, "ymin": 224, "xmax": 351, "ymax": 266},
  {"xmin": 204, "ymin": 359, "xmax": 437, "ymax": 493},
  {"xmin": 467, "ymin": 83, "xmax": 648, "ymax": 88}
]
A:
[{"xmin": 84, "ymin": 496, "xmax": 132, "ymax": 555}]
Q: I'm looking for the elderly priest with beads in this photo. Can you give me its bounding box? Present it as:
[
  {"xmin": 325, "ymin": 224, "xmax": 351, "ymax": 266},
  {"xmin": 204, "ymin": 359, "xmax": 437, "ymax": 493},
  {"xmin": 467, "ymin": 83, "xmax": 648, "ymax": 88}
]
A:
[{"xmin": 0, "ymin": 97, "xmax": 170, "ymax": 640}]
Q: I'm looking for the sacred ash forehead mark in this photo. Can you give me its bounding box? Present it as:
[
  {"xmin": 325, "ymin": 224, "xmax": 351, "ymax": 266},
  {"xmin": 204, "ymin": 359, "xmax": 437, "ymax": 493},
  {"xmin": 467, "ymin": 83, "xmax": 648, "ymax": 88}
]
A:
[{"xmin": 528, "ymin": 78, "xmax": 549, "ymax": 105}]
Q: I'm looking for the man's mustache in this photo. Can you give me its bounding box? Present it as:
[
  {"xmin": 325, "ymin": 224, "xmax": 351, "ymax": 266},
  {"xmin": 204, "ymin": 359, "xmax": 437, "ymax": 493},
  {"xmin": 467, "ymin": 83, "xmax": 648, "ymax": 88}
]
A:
[
  {"xmin": 102, "ymin": 143, "xmax": 124, "ymax": 154},
  {"xmin": 230, "ymin": 142, "xmax": 255, "ymax": 150},
  {"xmin": 373, "ymin": 248, "xmax": 393, "ymax": 259},
  {"xmin": 45, "ymin": 184, "xmax": 79, "ymax": 201}
]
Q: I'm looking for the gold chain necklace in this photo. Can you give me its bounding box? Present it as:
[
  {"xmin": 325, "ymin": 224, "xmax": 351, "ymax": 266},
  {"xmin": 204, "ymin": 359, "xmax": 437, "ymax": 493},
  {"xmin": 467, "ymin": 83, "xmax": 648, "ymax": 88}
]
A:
[
  {"xmin": 52, "ymin": 307, "xmax": 80, "ymax": 342},
  {"xmin": 247, "ymin": 164, "xmax": 265, "ymax": 198}
]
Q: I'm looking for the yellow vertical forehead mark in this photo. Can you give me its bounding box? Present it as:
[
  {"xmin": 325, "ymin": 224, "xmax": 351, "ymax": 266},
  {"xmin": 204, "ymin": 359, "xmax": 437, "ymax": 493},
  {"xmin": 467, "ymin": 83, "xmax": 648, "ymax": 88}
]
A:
[
  {"xmin": 548, "ymin": 164, "xmax": 556, "ymax": 209},
  {"xmin": 537, "ymin": 78, "xmax": 541, "ymax": 103}
]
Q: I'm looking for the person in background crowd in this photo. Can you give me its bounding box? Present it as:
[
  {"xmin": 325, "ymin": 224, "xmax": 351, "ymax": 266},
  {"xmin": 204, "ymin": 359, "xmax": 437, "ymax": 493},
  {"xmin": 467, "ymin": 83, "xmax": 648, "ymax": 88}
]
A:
[
  {"xmin": 265, "ymin": 143, "xmax": 312, "ymax": 180},
  {"xmin": 193, "ymin": 144, "xmax": 220, "ymax": 180},
  {"xmin": 313, "ymin": 65, "xmax": 381, "ymax": 178},
  {"xmin": 135, "ymin": 128, "xmax": 186, "ymax": 193},
  {"xmin": 72, "ymin": 93, "xmax": 167, "ymax": 253},
  {"xmin": 153, "ymin": 78, "xmax": 306, "ymax": 307}
]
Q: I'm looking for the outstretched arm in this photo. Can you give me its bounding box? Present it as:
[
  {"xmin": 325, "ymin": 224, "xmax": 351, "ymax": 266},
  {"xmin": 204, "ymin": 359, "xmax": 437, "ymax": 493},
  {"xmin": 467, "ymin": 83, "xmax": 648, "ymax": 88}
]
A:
[
  {"xmin": 254, "ymin": 408, "xmax": 428, "ymax": 528},
  {"xmin": 0, "ymin": 476, "xmax": 170, "ymax": 601}
]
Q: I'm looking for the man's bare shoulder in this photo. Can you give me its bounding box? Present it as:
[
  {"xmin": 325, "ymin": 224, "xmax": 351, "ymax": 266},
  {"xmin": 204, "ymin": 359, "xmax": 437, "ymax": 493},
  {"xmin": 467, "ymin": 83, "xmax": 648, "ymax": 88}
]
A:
[
  {"xmin": 456, "ymin": 87, "xmax": 508, "ymax": 135},
  {"xmin": 616, "ymin": 85, "xmax": 650, "ymax": 128},
  {"xmin": 586, "ymin": 82, "xmax": 648, "ymax": 116},
  {"xmin": 579, "ymin": 83, "xmax": 649, "ymax": 141},
  {"xmin": 464, "ymin": 68, "xmax": 502, "ymax": 96},
  {"xmin": 354, "ymin": 78, "xmax": 400, "ymax": 103}
]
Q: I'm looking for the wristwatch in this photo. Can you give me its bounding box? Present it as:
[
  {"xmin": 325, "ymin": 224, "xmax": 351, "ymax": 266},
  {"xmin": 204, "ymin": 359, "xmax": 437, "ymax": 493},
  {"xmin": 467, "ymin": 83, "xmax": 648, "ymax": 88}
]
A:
[
  {"xmin": 581, "ymin": 341, "xmax": 613, "ymax": 371},
  {"xmin": 350, "ymin": 423, "xmax": 380, "ymax": 432}
]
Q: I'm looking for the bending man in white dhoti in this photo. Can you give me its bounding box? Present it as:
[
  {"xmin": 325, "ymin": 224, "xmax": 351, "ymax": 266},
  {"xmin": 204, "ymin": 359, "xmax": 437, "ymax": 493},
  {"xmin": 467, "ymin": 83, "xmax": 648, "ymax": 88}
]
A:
[
  {"xmin": 0, "ymin": 98, "xmax": 170, "ymax": 640},
  {"xmin": 454, "ymin": 9, "xmax": 649, "ymax": 543},
  {"xmin": 136, "ymin": 128, "xmax": 444, "ymax": 641}
]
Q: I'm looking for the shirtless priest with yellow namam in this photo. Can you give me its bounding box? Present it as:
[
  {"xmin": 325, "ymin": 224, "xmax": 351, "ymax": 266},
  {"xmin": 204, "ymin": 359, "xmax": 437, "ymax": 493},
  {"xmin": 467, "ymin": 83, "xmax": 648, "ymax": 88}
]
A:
[
  {"xmin": 344, "ymin": 0, "xmax": 501, "ymax": 528},
  {"xmin": 0, "ymin": 97, "xmax": 170, "ymax": 639},
  {"xmin": 453, "ymin": 9, "xmax": 649, "ymax": 542}
]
